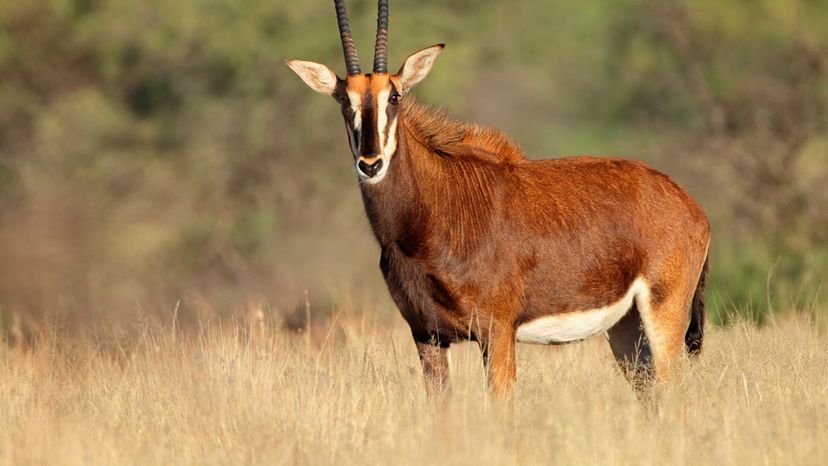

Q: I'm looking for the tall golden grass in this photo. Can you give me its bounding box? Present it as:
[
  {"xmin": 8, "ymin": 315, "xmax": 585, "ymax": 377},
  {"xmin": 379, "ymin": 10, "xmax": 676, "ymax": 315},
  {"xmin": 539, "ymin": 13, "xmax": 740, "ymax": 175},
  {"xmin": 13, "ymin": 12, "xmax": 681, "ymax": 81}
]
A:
[{"xmin": 1, "ymin": 311, "xmax": 826, "ymax": 465}]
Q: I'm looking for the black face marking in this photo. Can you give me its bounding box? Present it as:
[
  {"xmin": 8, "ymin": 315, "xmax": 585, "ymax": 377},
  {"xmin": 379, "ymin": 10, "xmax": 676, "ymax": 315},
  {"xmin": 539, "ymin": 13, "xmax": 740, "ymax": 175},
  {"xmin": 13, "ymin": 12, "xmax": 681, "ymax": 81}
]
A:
[
  {"xmin": 340, "ymin": 102, "xmax": 358, "ymax": 156},
  {"xmin": 359, "ymin": 93, "xmax": 379, "ymax": 158}
]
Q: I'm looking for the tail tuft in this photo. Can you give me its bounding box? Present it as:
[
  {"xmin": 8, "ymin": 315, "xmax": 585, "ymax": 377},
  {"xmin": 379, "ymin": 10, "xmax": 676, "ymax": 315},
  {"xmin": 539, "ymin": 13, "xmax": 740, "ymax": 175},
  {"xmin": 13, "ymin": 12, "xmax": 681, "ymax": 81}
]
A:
[{"xmin": 685, "ymin": 255, "xmax": 708, "ymax": 356}]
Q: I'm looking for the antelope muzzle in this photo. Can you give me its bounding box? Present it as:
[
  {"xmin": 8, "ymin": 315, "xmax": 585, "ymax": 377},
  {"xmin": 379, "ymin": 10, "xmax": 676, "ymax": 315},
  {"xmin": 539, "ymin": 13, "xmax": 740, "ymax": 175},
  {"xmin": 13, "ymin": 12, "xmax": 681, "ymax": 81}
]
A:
[{"xmin": 357, "ymin": 157, "xmax": 384, "ymax": 178}]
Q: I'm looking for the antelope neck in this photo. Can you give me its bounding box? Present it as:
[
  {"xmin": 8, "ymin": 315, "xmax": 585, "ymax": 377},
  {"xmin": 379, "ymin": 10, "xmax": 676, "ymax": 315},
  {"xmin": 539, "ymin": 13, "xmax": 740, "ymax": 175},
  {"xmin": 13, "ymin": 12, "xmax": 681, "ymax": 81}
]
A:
[{"xmin": 358, "ymin": 115, "xmax": 436, "ymax": 249}]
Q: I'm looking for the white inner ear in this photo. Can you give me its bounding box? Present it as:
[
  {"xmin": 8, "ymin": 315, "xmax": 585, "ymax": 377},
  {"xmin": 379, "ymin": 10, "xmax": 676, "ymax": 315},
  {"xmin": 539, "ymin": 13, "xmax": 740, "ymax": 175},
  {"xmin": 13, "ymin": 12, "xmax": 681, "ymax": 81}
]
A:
[
  {"xmin": 397, "ymin": 46, "xmax": 443, "ymax": 93},
  {"xmin": 286, "ymin": 60, "xmax": 338, "ymax": 95}
]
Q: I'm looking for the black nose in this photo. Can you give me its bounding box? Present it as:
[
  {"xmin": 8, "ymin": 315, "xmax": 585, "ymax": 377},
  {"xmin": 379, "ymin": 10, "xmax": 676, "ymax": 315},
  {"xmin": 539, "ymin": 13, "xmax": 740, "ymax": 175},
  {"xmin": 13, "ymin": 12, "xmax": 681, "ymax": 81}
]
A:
[{"xmin": 358, "ymin": 159, "xmax": 383, "ymax": 177}]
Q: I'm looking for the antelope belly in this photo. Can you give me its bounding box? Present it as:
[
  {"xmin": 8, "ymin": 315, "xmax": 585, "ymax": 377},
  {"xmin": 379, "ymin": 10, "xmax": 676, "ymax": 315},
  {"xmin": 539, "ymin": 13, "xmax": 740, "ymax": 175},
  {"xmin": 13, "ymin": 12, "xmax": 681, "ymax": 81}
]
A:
[{"xmin": 516, "ymin": 278, "xmax": 645, "ymax": 344}]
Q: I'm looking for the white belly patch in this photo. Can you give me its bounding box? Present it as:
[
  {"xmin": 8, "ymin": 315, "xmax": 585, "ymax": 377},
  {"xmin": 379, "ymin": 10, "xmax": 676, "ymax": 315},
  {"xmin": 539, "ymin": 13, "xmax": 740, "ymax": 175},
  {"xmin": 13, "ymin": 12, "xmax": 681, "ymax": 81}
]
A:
[{"xmin": 516, "ymin": 278, "xmax": 647, "ymax": 344}]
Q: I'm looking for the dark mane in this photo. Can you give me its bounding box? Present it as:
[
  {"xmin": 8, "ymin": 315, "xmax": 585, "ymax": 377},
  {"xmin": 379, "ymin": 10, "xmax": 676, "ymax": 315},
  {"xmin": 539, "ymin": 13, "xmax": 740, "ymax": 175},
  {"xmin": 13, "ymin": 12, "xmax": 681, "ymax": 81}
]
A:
[{"xmin": 400, "ymin": 97, "xmax": 525, "ymax": 164}]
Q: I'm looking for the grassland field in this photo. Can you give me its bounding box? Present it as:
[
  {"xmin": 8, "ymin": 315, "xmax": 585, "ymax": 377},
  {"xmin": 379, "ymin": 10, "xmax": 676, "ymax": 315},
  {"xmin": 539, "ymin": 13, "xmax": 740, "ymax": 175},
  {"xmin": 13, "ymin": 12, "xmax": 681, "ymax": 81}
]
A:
[{"xmin": 1, "ymin": 308, "xmax": 826, "ymax": 465}]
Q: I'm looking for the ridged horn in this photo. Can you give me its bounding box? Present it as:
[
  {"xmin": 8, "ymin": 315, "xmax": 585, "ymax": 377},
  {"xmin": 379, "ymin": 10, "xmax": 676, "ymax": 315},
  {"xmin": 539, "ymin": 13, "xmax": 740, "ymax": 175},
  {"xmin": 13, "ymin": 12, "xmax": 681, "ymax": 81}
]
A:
[
  {"xmin": 334, "ymin": 0, "xmax": 361, "ymax": 76},
  {"xmin": 372, "ymin": 0, "xmax": 389, "ymax": 73}
]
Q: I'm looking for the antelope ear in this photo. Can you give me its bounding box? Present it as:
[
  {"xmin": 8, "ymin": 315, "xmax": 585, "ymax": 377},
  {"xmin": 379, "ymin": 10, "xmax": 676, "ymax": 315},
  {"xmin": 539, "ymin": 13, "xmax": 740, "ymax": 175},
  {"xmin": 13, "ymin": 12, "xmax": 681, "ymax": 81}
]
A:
[
  {"xmin": 395, "ymin": 44, "xmax": 444, "ymax": 94},
  {"xmin": 285, "ymin": 60, "xmax": 339, "ymax": 95}
]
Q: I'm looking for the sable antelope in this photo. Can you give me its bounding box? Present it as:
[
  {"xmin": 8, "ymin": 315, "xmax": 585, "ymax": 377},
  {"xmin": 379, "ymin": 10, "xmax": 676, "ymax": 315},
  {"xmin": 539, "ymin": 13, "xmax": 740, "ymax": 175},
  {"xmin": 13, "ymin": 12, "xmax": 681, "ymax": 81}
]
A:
[{"xmin": 286, "ymin": 0, "xmax": 710, "ymax": 396}]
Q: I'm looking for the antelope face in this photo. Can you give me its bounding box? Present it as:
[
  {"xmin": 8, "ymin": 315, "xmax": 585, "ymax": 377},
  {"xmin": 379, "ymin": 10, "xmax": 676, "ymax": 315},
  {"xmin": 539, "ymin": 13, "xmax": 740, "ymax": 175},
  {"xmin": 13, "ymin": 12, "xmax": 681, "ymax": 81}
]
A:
[
  {"xmin": 335, "ymin": 73, "xmax": 400, "ymax": 184},
  {"xmin": 287, "ymin": 47, "xmax": 442, "ymax": 184},
  {"xmin": 286, "ymin": 0, "xmax": 442, "ymax": 184}
]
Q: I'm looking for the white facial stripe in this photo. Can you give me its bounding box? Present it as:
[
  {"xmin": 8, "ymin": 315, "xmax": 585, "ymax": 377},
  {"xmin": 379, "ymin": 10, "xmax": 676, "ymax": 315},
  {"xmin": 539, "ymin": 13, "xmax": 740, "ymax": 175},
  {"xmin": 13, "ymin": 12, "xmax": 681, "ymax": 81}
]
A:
[
  {"xmin": 347, "ymin": 90, "xmax": 362, "ymax": 131},
  {"xmin": 383, "ymin": 117, "xmax": 397, "ymax": 159},
  {"xmin": 376, "ymin": 89, "xmax": 390, "ymax": 150}
]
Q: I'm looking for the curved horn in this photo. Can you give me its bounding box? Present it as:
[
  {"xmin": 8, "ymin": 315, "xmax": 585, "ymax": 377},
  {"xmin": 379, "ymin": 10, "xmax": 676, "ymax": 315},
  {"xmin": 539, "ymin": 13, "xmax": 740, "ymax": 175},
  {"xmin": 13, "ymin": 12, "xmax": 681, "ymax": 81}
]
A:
[
  {"xmin": 372, "ymin": 0, "xmax": 389, "ymax": 73},
  {"xmin": 334, "ymin": 0, "xmax": 361, "ymax": 76}
]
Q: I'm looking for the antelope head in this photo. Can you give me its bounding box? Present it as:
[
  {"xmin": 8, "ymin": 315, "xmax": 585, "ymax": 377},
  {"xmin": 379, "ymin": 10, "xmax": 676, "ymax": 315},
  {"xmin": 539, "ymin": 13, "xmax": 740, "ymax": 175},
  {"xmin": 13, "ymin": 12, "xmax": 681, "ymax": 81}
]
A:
[{"xmin": 287, "ymin": 0, "xmax": 444, "ymax": 184}]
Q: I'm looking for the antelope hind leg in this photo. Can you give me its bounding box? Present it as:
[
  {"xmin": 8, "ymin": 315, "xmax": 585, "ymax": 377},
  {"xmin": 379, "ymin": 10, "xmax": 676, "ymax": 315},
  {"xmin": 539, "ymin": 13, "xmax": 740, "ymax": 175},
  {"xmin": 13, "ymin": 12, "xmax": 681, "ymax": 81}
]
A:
[{"xmin": 607, "ymin": 303, "xmax": 654, "ymax": 393}]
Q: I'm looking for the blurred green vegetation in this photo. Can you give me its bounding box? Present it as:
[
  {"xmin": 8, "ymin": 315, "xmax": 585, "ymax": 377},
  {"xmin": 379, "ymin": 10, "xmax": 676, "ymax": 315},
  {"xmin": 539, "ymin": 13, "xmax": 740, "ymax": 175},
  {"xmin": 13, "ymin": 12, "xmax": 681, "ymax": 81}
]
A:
[{"xmin": 0, "ymin": 0, "xmax": 825, "ymax": 339}]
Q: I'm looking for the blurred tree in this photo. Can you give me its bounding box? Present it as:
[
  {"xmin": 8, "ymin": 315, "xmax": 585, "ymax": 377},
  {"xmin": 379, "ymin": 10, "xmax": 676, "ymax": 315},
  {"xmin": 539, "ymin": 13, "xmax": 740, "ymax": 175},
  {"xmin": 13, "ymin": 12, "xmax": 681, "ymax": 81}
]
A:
[
  {"xmin": 0, "ymin": 0, "xmax": 824, "ymax": 336},
  {"xmin": 595, "ymin": 0, "xmax": 827, "ymax": 320}
]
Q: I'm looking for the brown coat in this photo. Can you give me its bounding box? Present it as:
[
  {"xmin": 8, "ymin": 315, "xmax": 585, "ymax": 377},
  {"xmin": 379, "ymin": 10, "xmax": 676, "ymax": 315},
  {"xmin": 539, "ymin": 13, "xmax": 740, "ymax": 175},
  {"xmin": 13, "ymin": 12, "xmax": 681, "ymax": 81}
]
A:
[{"xmin": 361, "ymin": 98, "xmax": 709, "ymax": 393}]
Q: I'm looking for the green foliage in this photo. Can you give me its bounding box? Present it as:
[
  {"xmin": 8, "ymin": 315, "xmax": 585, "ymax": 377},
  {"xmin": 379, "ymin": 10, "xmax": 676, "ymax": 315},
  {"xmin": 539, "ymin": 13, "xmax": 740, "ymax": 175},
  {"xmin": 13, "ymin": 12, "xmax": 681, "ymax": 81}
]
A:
[{"xmin": 0, "ymin": 0, "xmax": 825, "ymax": 328}]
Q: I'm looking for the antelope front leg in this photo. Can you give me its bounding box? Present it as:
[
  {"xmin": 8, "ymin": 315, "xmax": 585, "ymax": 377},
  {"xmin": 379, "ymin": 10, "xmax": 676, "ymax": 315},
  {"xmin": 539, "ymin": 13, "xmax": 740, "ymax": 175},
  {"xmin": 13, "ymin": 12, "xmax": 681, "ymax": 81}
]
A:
[
  {"xmin": 480, "ymin": 323, "xmax": 517, "ymax": 397},
  {"xmin": 415, "ymin": 337, "xmax": 450, "ymax": 395}
]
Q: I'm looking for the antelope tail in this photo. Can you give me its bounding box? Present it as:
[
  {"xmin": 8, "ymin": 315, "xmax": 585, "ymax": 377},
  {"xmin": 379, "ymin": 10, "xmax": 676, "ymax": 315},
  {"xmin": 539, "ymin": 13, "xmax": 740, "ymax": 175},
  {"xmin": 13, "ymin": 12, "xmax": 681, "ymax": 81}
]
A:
[{"xmin": 685, "ymin": 254, "xmax": 708, "ymax": 356}]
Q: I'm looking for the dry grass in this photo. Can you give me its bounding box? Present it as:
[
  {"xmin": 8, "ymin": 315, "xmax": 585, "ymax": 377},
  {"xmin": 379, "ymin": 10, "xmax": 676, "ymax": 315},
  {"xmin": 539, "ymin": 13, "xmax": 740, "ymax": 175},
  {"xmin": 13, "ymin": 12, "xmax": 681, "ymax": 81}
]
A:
[{"xmin": 1, "ymin": 313, "xmax": 826, "ymax": 466}]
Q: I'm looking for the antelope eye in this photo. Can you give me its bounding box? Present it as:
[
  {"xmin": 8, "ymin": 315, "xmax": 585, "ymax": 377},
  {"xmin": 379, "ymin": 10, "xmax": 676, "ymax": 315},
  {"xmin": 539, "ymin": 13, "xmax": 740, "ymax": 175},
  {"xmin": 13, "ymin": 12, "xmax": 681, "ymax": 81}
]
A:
[{"xmin": 389, "ymin": 93, "xmax": 400, "ymax": 105}]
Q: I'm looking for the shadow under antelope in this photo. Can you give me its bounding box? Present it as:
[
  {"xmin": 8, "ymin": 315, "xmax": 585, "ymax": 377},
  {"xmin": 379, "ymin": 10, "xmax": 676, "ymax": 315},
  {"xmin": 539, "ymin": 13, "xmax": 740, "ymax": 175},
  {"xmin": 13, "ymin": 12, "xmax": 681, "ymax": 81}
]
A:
[{"xmin": 287, "ymin": 0, "xmax": 710, "ymax": 396}]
